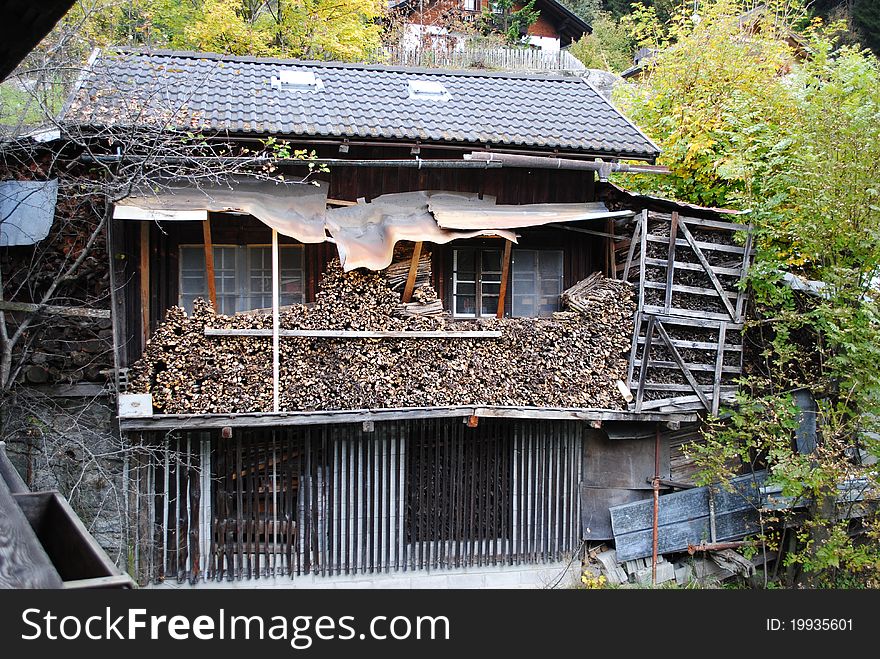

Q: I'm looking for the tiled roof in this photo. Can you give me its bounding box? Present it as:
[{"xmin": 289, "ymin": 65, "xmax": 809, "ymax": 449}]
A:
[{"xmin": 63, "ymin": 49, "xmax": 660, "ymax": 160}]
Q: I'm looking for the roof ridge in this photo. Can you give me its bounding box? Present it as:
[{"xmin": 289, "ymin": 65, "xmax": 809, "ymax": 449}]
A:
[{"xmin": 103, "ymin": 47, "xmax": 591, "ymax": 83}]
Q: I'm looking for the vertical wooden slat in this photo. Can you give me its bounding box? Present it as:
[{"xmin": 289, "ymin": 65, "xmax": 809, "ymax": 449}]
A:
[
  {"xmin": 202, "ymin": 219, "xmax": 217, "ymax": 309},
  {"xmin": 634, "ymin": 315, "xmax": 656, "ymax": 413},
  {"xmin": 235, "ymin": 436, "xmax": 243, "ymax": 580},
  {"xmin": 140, "ymin": 222, "xmax": 150, "ymax": 350},
  {"xmin": 664, "ymin": 212, "xmax": 679, "ymax": 313},
  {"xmin": 735, "ymin": 228, "xmax": 754, "ymax": 322},
  {"xmin": 496, "ymin": 239, "xmax": 513, "ymax": 318},
  {"xmin": 712, "ymin": 322, "xmax": 728, "ymax": 415}
]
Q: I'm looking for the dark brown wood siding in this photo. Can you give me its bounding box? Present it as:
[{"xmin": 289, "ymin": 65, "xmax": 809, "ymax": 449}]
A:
[{"xmin": 117, "ymin": 148, "xmax": 599, "ymax": 366}]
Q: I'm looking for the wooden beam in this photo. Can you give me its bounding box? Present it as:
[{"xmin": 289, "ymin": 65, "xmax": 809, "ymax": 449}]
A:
[
  {"xmin": 645, "ymin": 234, "xmax": 747, "ymax": 255},
  {"xmin": 118, "ymin": 405, "xmax": 700, "ymax": 431},
  {"xmin": 496, "ymin": 239, "xmax": 512, "ymax": 319},
  {"xmin": 0, "ymin": 300, "xmax": 109, "ymax": 319},
  {"xmin": 139, "ymin": 222, "xmax": 150, "ymax": 349},
  {"xmin": 204, "ymin": 328, "xmax": 503, "ymax": 338},
  {"xmin": 202, "ymin": 219, "xmax": 217, "ymax": 309},
  {"xmin": 678, "ymin": 221, "xmax": 738, "ymax": 321},
  {"xmin": 401, "ymin": 241, "xmax": 423, "ymax": 304},
  {"xmin": 62, "ymin": 574, "xmax": 135, "ymax": 589},
  {"xmin": 644, "ymin": 258, "xmax": 743, "ymax": 278}
]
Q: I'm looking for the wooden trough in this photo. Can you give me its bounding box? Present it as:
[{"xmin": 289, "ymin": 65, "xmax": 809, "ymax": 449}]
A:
[{"xmin": 0, "ymin": 442, "xmax": 135, "ymax": 589}]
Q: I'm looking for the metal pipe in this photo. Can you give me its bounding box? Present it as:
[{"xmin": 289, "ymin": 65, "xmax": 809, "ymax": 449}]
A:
[
  {"xmin": 652, "ymin": 424, "xmax": 661, "ymax": 585},
  {"xmin": 688, "ymin": 540, "xmax": 747, "ymax": 555},
  {"xmin": 81, "ymin": 152, "xmax": 669, "ymax": 175},
  {"xmin": 81, "ymin": 154, "xmax": 502, "ymax": 169},
  {"xmin": 465, "ymin": 151, "xmax": 670, "ymax": 177}
]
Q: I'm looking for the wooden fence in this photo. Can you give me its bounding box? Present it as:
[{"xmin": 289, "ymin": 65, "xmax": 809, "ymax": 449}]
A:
[
  {"xmin": 135, "ymin": 417, "xmax": 584, "ymax": 583},
  {"xmin": 373, "ymin": 46, "xmax": 587, "ymax": 74}
]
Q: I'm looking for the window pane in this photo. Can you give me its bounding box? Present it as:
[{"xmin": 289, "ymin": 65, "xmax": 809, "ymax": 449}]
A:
[
  {"xmin": 457, "ymin": 282, "xmax": 476, "ymax": 296},
  {"xmin": 482, "ymin": 282, "xmax": 501, "ymax": 296},
  {"xmin": 481, "ymin": 295, "xmax": 499, "ymax": 316},
  {"xmin": 454, "ymin": 248, "xmax": 475, "ymax": 273},
  {"xmin": 455, "ymin": 295, "xmax": 476, "ymax": 316},
  {"xmin": 512, "ymin": 249, "xmax": 563, "ymax": 317},
  {"xmin": 481, "ymin": 249, "xmax": 502, "ymax": 272}
]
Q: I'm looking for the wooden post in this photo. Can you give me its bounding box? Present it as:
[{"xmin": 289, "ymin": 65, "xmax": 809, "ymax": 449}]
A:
[
  {"xmin": 139, "ymin": 222, "xmax": 150, "ymax": 350},
  {"xmin": 401, "ymin": 241, "xmax": 423, "ymax": 304},
  {"xmin": 202, "ymin": 219, "xmax": 217, "ymax": 309},
  {"xmin": 272, "ymin": 229, "xmax": 280, "ymax": 413},
  {"xmin": 496, "ymin": 239, "xmax": 513, "ymax": 319},
  {"xmin": 663, "ymin": 212, "xmax": 679, "ymax": 313}
]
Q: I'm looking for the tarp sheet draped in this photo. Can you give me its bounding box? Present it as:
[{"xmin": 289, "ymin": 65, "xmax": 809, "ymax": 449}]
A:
[
  {"xmin": 0, "ymin": 179, "xmax": 58, "ymax": 246},
  {"xmin": 112, "ymin": 178, "xmax": 622, "ymax": 271}
]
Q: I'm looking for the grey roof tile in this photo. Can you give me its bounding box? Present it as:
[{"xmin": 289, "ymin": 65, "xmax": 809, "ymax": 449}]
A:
[{"xmin": 63, "ymin": 49, "xmax": 659, "ymax": 160}]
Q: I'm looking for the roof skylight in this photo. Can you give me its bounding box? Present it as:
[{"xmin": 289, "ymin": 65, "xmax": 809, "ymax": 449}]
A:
[
  {"xmin": 271, "ymin": 70, "xmax": 324, "ymax": 91},
  {"xmin": 408, "ymin": 80, "xmax": 450, "ymax": 101}
]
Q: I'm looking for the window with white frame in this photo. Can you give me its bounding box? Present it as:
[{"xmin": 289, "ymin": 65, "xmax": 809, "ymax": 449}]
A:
[
  {"xmin": 179, "ymin": 244, "xmax": 304, "ymax": 315},
  {"xmin": 452, "ymin": 246, "xmax": 564, "ymax": 318},
  {"xmin": 452, "ymin": 247, "xmax": 503, "ymax": 318},
  {"xmin": 463, "ymin": 0, "xmax": 478, "ymax": 11}
]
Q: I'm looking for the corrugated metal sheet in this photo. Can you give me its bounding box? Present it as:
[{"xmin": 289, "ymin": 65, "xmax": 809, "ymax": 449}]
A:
[{"xmin": 0, "ymin": 179, "xmax": 57, "ymax": 246}]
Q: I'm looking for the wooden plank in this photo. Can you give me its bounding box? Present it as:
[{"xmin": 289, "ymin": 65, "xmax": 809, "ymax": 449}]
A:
[
  {"xmin": 634, "ymin": 315, "xmax": 656, "ymax": 413},
  {"xmin": 644, "ymin": 258, "xmax": 743, "ymax": 278},
  {"xmin": 205, "ymin": 328, "xmax": 503, "ymax": 339},
  {"xmin": 61, "ymin": 574, "xmax": 135, "ymax": 589},
  {"xmin": 120, "ymin": 406, "xmax": 698, "ymax": 431},
  {"xmin": 140, "ymin": 222, "xmax": 150, "ymax": 348},
  {"xmin": 679, "ymin": 216, "xmax": 752, "ymax": 232},
  {"xmin": 678, "ymin": 221, "xmax": 738, "ymax": 321},
  {"xmin": 639, "ymin": 393, "xmax": 736, "ymax": 411},
  {"xmin": 663, "ymin": 212, "xmax": 679, "ymax": 313},
  {"xmin": 654, "ymin": 321, "xmax": 711, "ymax": 411},
  {"xmin": 202, "ymin": 219, "xmax": 217, "ymax": 309},
  {"xmin": 637, "ymin": 335, "xmax": 741, "ymax": 352},
  {"xmin": 643, "ymin": 383, "xmax": 738, "ymax": 393},
  {"xmin": 626, "ymin": 310, "xmax": 641, "ymax": 390},
  {"xmin": 644, "ymin": 280, "xmax": 738, "ymax": 300},
  {"xmin": 610, "ymin": 470, "xmax": 767, "ymax": 561},
  {"xmin": 401, "ymin": 241, "xmax": 423, "ymax": 304},
  {"xmin": 735, "ymin": 228, "xmax": 754, "ymax": 319},
  {"xmin": 0, "ymin": 300, "xmax": 110, "ymax": 319},
  {"xmin": 637, "ymin": 310, "xmax": 743, "ymax": 330},
  {"xmin": 712, "ymin": 323, "xmax": 728, "ymax": 415},
  {"xmin": 31, "ymin": 383, "xmax": 109, "ymax": 397},
  {"xmin": 632, "ymin": 359, "xmax": 740, "ymax": 374},
  {"xmin": 637, "ymin": 211, "xmax": 648, "ymax": 308},
  {"xmin": 645, "ymin": 234, "xmax": 747, "ymax": 255},
  {"xmin": 496, "ymin": 239, "xmax": 512, "ymax": 318},
  {"xmin": 0, "ymin": 477, "xmax": 64, "ymax": 588},
  {"xmin": 641, "ymin": 304, "xmax": 739, "ymax": 324},
  {"xmin": 621, "ymin": 210, "xmax": 644, "ymax": 283}
]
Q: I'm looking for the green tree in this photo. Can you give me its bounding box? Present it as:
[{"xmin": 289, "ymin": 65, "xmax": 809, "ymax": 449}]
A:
[
  {"xmin": 480, "ymin": 0, "xmax": 541, "ymax": 45},
  {"xmin": 618, "ymin": 0, "xmax": 880, "ymax": 587},
  {"xmin": 568, "ymin": 11, "xmax": 635, "ymax": 71}
]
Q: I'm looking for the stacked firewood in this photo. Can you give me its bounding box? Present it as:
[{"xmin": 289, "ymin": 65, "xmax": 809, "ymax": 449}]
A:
[{"xmin": 128, "ymin": 261, "xmax": 636, "ymax": 414}]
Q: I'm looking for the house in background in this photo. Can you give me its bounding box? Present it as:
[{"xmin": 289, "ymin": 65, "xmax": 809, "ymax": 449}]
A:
[
  {"xmin": 1, "ymin": 48, "xmax": 753, "ymax": 589},
  {"xmin": 388, "ymin": 0, "xmax": 591, "ymax": 54}
]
